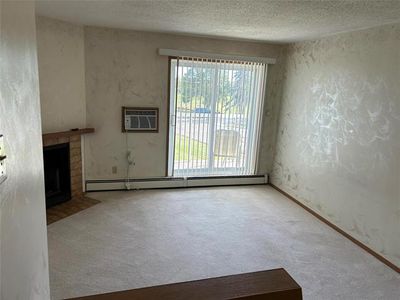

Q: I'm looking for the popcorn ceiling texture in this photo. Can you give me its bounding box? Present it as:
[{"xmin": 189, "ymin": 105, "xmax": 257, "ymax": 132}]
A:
[
  {"xmin": 36, "ymin": 0, "xmax": 400, "ymax": 43},
  {"xmin": 270, "ymin": 23, "xmax": 400, "ymax": 267}
]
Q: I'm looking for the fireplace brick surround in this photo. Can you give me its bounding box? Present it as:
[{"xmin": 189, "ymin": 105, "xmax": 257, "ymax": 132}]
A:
[
  {"xmin": 43, "ymin": 134, "xmax": 83, "ymax": 198},
  {"xmin": 43, "ymin": 128, "xmax": 96, "ymax": 224}
]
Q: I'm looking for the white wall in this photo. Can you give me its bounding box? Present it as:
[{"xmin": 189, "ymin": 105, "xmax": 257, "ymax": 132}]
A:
[
  {"xmin": 271, "ymin": 23, "xmax": 400, "ymax": 267},
  {"xmin": 84, "ymin": 27, "xmax": 282, "ymax": 179},
  {"xmin": 0, "ymin": 1, "xmax": 50, "ymax": 299},
  {"xmin": 36, "ymin": 16, "xmax": 86, "ymax": 133},
  {"xmin": 34, "ymin": 14, "xmax": 400, "ymax": 269}
]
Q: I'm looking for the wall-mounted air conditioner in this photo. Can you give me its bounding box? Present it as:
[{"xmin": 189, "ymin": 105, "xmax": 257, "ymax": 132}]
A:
[{"xmin": 122, "ymin": 107, "xmax": 159, "ymax": 132}]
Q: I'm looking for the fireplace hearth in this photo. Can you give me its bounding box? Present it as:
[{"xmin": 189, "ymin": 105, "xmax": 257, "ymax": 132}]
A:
[{"xmin": 43, "ymin": 143, "xmax": 71, "ymax": 208}]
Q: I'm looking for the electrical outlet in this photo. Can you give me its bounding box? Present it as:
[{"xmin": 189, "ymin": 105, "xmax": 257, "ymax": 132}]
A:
[
  {"xmin": 0, "ymin": 134, "xmax": 7, "ymax": 184},
  {"xmin": 112, "ymin": 166, "xmax": 117, "ymax": 174}
]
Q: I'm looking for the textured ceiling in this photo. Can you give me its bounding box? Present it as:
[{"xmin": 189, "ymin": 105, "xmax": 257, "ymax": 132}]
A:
[{"xmin": 36, "ymin": 0, "xmax": 400, "ymax": 43}]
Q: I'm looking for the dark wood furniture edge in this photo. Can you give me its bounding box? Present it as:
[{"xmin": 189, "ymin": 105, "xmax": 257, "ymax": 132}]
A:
[
  {"xmin": 68, "ymin": 268, "xmax": 302, "ymax": 300},
  {"xmin": 270, "ymin": 183, "xmax": 400, "ymax": 274},
  {"xmin": 42, "ymin": 128, "xmax": 95, "ymax": 142}
]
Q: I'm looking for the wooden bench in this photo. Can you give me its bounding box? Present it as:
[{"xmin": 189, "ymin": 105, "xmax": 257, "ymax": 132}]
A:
[{"xmin": 69, "ymin": 268, "xmax": 302, "ymax": 300}]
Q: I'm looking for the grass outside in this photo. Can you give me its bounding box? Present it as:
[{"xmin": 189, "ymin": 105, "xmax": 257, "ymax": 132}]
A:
[{"xmin": 174, "ymin": 135, "xmax": 208, "ymax": 161}]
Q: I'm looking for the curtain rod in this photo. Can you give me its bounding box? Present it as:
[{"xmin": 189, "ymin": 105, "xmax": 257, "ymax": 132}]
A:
[{"xmin": 158, "ymin": 48, "xmax": 276, "ymax": 64}]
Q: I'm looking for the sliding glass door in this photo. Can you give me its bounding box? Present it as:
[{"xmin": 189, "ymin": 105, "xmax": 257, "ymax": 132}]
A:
[{"xmin": 168, "ymin": 57, "xmax": 267, "ymax": 177}]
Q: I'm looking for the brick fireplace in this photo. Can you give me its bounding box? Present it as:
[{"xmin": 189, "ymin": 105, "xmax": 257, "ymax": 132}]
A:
[{"xmin": 42, "ymin": 128, "xmax": 97, "ymax": 224}]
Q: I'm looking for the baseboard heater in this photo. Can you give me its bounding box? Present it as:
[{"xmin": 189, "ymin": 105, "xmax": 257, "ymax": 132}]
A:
[{"xmin": 85, "ymin": 174, "xmax": 268, "ymax": 192}]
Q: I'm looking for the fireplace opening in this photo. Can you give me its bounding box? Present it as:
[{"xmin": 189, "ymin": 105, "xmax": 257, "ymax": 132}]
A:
[{"xmin": 43, "ymin": 143, "xmax": 71, "ymax": 208}]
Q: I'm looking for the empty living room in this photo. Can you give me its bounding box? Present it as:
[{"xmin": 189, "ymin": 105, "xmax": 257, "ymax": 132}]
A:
[{"xmin": 1, "ymin": 0, "xmax": 400, "ymax": 299}]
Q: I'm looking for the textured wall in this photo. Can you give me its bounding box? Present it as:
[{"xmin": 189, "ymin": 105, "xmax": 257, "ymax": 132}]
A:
[
  {"xmin": 0, "ymin": 1, "xmax": 50, "ymax": 299},
  {"xmin": 36, "ymin": 16, "xmax": 86, "ymax": 133},
  {"xmin": 271, "ymin": 23, "xmax": 400, "ymax": 267},
  {"xmin": 84, "ymin": 27, "xmax": 282, "ymax": 179},
  {"xmin": 258, "ymin": 49, "xmax": 287, "ymax": 175}
]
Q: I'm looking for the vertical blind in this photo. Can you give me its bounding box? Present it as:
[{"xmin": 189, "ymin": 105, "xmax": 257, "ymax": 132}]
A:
[{"xmin": 168, "ymin": 57, "xmax": 267, "ymax": 177}]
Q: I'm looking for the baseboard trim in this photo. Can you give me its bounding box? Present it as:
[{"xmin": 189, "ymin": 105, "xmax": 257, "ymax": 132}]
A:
[
  {"xmin": 86, "ymin": 175, "xmax": 268, "ymax": 192},
  {"xmin": 270, "ymin": 183, "xmax": 400, "ymax": 274}
]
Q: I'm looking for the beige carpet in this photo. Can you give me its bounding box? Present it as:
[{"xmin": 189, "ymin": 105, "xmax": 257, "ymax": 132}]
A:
[{"xmin": 47, "ymin": 186, "xmax": 400, "ymax": 299}]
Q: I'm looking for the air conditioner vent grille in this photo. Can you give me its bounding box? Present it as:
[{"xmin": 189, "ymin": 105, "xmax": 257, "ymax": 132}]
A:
[{"xmin": 122, "ymin": 107, "xmax": 159, "ymax": 132}]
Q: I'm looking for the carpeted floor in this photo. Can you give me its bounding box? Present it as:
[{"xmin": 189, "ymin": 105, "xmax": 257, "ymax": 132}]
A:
[{"xmin": 47, "ymin": 186, "xmax": 400, "ymax": 299}]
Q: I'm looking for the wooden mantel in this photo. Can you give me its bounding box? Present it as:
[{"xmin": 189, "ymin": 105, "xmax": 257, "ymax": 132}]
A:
[{"xmin": 42, "ymin": 128, "xmax": 94, "ymax": 142}]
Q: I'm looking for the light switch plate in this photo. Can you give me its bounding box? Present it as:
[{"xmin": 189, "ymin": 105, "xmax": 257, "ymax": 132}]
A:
[{"xmin": 0, "ymin": 134, "xmax": 7, "ymax": 184}]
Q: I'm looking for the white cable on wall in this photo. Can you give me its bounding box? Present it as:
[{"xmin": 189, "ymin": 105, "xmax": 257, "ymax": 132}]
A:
[{"xmin": 125, "ymin": 133, "xmax": 135, "ymax": 190}]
